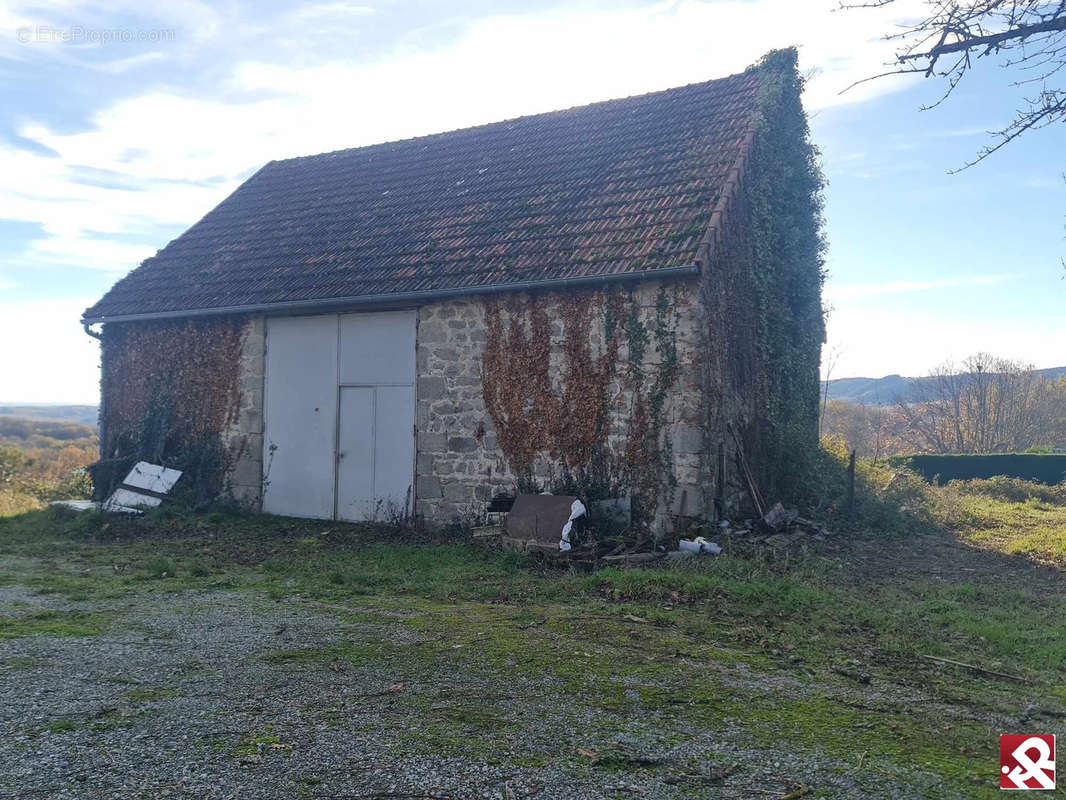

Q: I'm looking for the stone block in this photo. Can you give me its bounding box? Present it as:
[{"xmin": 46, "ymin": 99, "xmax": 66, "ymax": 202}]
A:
[
  {"xmin": 671, "ymin": 485, "xmax": 701, "ymax": 517},
  {"xmin": 418, "ymin": 376, "xmax": 447, "ymax": 401},
  {"xmin": 418, "ymin": 321, "xmax": 448, "ymax": 343},
  {"xmin": 228, "ymin": 484, "xmax": 262, "ymax": 510},
  {"xmin": 238, "ymin": 408, "xmax": 262, "ymax": 435},
  {"xmin": 673, "ymin": 426, "xmax": 704, "ymax": 454},
  {"xmin": 229, "ymin": 456, "xmax": 262, "ymax": 487},
  {"xmin": 443, "ymin": 481, "xmax": 472, "ymax": 502},
  {"xmin": 448, "ymin": 436, "xmax": 478, "ymax": 453},
  {"xmin": 241, "ymin": 335, "xmax": 264, "ymax": 359},
  {"xmin": 416, "ymin": 475, "xmax": 442, "ymax": 498},
  {"xmin": 416, "ymin": 403, "xmax": 431, "ymax": 427},
  {"xmin": 418, "ymin": 432, "xmax": 448, "ymax": 451}
]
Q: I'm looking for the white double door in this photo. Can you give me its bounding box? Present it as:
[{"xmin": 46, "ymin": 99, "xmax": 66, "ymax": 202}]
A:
[{"xmin": 263, "ymin": 311, "xmax": 416, "ymax": 521}]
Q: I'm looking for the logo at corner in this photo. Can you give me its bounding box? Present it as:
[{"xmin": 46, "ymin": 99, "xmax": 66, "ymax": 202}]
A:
[{"xmin": 1001, "ymin": 734, "xmax": 1055, "ymax": 790}]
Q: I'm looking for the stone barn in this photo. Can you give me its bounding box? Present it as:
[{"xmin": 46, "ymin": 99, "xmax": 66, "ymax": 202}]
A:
[{"xmin": 83, "ymin": 49, "xmax": 825, "ymax": 532}]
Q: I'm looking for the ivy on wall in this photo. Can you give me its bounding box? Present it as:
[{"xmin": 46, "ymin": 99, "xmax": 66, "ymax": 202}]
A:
[
  {"xmin": 481, "ymin": 286, "xmax": 683, "ymax": 521},
  {"xmin": 482, "ymin": 292, "xmax": 622, "ymax": 473},
  {"xmin": 624, "ymin": 286, "xmax": 683, "ymax": 519},
  {"xmin": 480, "ymin": 49, "xmax": 826, "ymax": 518},
  {"xmin": 95, "ymin": 317, "xmax": 245, "ymax": 503},
  {"xmin": 736, "ymin": 49, "xmax": 827, "ymax": 501}
]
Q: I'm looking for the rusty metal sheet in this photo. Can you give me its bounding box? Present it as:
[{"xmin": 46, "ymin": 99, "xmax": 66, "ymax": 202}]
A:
[{"xmin": 505, "ymin": 494, "xmax": 580, "ymax": 544}]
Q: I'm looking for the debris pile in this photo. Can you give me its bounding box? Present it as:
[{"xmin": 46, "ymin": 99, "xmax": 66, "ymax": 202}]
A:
[
  {"xmin": 716, "ymin": 502, "xmax": 832, "ymax": 547},
  {"xmin": 677, "ymin": 537, "xmax": 722, "ymax": 555},
  {"xmin": 51, "ymin": 462, "xmax": 182, "ymax": 515},
  {"xmin": 479, "ymin": 492, "xmax": 832, "ymax": 567}
]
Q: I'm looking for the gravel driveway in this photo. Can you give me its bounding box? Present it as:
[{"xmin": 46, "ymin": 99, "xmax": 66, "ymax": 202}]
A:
[{"xmin": 0, "ymin": 574, "xmax": 996, "ymax": 800}]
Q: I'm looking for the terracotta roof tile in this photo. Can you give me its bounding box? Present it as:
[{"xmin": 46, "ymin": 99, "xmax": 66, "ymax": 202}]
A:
[{"xmin": 85, "ymin": 66, "xmax": 764, "ymax": 321}]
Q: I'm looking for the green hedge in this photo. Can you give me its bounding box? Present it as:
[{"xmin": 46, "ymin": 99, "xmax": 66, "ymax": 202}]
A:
[{"xmin": 890, "ymin": 454, "xmax": 1066, "ymax": 485}]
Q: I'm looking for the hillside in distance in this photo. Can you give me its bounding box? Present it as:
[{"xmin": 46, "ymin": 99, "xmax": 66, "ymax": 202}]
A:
[
  {"xmin": 827, "ymin": 367, "xmax": 1066, "ymax": 406},
  {"xmin": 0, "ymin": 405, "xmax": 98, "ymax": 427},
  {"xmin": 0, "ymin": 415, "xmax": 98, "ymax": 451}
]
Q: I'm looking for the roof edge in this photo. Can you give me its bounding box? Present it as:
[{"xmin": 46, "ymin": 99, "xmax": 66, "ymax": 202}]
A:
[
  {"xmin": 697, "ymin": 48, "xmax": 796, "ymax": 266},
  {"xmin": 267, "ymin": 68, "xmax": 763, "ymax": 169},
  {"xmin": 82, "ymin": 264, "xmax": 701, "ymax": 325}
]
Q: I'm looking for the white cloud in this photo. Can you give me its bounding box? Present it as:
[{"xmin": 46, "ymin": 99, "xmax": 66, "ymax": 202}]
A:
[
  {"xmin": 1, "ymin": 0, "xmax": 934, "ymax": 403},
  {"xmin": 4, "ymin": 0, "xmax": 925, "ymax": 275},
  {"xmin": 825, "ymin": 306, "xmax": 1066, "ymax": 380},
  {"xmin": 0, "ymin": 297, "xmax": 99, "ymax": 403}
]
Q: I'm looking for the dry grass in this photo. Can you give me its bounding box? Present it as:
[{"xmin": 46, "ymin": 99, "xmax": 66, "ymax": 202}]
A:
[
  {"xmin": 937, "ymin": 486, "xmax": 1066, "ymax": 565},
  {"xmin": 0, "ymin": 488, "xmax": 41, "ymax": 517}
]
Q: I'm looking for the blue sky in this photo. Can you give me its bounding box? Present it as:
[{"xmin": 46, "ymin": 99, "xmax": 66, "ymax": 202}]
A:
[{"xmin": 0, "ymin": 0, "xmax": 1062, "ymax": 403}]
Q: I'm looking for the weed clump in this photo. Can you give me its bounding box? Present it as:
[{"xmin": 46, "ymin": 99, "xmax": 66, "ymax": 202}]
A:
[
  {"xmin": 143, "ymin": 556, "xmax": 177, "ymax": 579},
  {"xmin": 781, "ymin": 437, "xmax": 934, "ymax": 533},
  {"xmin": 946, "ymin": 476, "xmax": 1066, "ymax": 506}
]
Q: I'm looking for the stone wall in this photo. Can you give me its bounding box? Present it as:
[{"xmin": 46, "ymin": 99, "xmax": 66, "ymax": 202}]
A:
[
  {"xmin": 98, "ymin": 314, "xmax": 256, "ymax": 505},
  {"xmin": 103, "ymin": 266, "xmax": 758, "ymax": 527},
  {"xmin": 413, "ymin": 279, "xmax": 711, "ymax": 533},
  {"xmin": 221, "ymin": 315, "xmax": 266, "ymax": 509},
  {"xmin": 99, "ymin": 267, "xmax": 759, "ymax": 528}
]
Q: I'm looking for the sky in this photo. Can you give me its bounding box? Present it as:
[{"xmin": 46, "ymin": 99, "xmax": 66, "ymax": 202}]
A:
[{"xmin": 0, "ymin": 0, "xmax": 1062, "ymax": 404}]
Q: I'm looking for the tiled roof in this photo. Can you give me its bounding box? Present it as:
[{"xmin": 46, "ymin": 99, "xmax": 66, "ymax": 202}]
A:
[{"xmin": 84, "ymin": 65, "xmax": 766, "ymax": 321}]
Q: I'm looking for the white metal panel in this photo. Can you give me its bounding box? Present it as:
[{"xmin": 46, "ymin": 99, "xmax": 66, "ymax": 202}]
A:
[
  {"xmin": 338, "ymin": 311, "xmax": 416, "ymax": 385},
  {"xmin": 106, "ymin": 461, "xmax": 182, "ymax": 511},
  {"xmin": 336, "ymin": 387, "xmax": 375, "ymax": 521},
  {"xmin": 371, "ymin": 384, "xmax": 415, "ymax": 517},
  {"xmin": 263, "ymin": 315, "xmax": 338, "ymax": 519}
]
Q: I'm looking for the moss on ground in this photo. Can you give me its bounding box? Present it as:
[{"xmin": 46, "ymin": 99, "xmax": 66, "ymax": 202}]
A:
[
  {"xmin": 0, "ymin": 609, "xmax": 112, "ymax": 639},
  {"xmin": 125, "ymin": 686, "xmax": 181, "ymax": 703},
  {"xmin": 1, "ymin": 484, "xmax": 1065, "ymax": 796}
]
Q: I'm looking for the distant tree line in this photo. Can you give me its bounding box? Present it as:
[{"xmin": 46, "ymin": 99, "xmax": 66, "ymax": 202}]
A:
[
  {"xmin": 0, "ymin": 416, "xmax": 98, "ymax": 514},
  {"xmin": 822, "ymin": 353, "xmax": 1066, "ymax": 458},
  {"xmin": 0, "ymin": 416, "xmax": 97, "ymax": 449}
]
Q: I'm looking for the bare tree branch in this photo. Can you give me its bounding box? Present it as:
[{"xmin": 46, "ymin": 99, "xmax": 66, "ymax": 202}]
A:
[
  {"xmin": 842, "ymin": 0, "xmax": 1066, "ymax": 169},
  {"xmin": 898, "ymin": 14, "xmax": 1066, "ymax": 65}
]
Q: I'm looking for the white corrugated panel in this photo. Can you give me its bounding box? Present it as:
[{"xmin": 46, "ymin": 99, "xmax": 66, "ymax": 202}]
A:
[
  {"xmin": 263, "ymin": 315, "xmax": 339, "ymax": 519},
  {"xmin": 338, "ymin": 311, "xmax": 416, "ymax": 385},
  {"xmin": 263, "ymin": 311, "xmax": 415, "ymax": 521}
]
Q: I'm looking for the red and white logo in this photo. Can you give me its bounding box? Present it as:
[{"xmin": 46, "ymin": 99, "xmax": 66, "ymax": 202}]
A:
[{"xmin": 1001, "ymin": 734, "xmax": 1055, "ymax": 790}]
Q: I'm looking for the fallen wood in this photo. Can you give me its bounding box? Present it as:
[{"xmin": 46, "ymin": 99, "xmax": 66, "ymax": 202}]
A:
[
  {"xmin": 728, "ymin": 423, "xmax": 764, "ymax": 518},
  {"xmin": 598, "ymin": 552, "xmax": 666, "ymax": 566},
  {"xmin": 919, "ymin": 653, "xmax": 1030, "ymax": 683}
]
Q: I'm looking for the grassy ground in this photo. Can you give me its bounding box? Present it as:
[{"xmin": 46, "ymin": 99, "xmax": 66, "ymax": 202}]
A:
[{"xmin": 1, "ymin": 480, "xmax": 1065, "ymax": 797}]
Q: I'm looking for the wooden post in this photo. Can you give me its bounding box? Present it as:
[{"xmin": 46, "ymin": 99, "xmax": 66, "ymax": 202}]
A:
[{"xmin": 846, "ymin": 450, "xmax": 856, "ymax": 514}]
